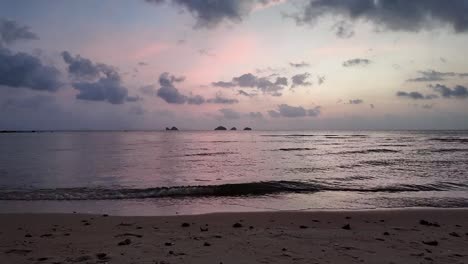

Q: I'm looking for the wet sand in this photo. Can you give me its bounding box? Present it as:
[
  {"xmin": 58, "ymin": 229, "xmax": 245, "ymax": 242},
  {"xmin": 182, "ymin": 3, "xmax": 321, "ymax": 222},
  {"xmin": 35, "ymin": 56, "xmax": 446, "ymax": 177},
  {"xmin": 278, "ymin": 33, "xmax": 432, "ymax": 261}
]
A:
[{"xmin": 0, "ymin": 209, "xmax": 467, "ymax": 263}]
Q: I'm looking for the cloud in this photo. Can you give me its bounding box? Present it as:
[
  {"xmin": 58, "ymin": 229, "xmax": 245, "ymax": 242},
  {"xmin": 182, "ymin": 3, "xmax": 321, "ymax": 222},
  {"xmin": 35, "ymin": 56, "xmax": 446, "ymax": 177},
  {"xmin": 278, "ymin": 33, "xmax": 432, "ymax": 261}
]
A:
[
  {"xmin": 63, "ymin": 52, "xmax": 136, "ymax": 104},
  {"xmin": 138, "ymin": 62, "xmax": 148, "ymax": 66},
  {"xmin": 187, "ymin": 94, "xmax": 205, "ymax": 105},
  {"xmin": 269, "ymin": 104, "xmax": 321, "ymax": 118},
  {"xmin": 332, "ymin": 20, "xmax": 354, "ymax": 38},
  {"xmin": 248, "ymin": 111, "xmax": 263, "ymax": 119},
  {"xmin": 213, "ymin": 72, "xmax": 289, "ymax": 95},
  {"xmin": 157, "ymin": 72, "xmax": 188, "ymax": 104},
  {"xmin": 0, "ymin": 18, "xmax": 38, "ymax": 46},
  {"xmin": 238, "ymin": 89, "xmax": 256, "ymax": 97},
  {"xmin": 343, "ymin": 58, "xmax": 371, "ymax": 67},
  {"xmin": 348, "ymin": 99, "xmax": 364, "ymax": 104},
  {"xmin": 145, "ymin": 0, "xmax": 281, "ymax": 28},
  {"xmin": 62, "ymin": 51, "xmax": 114, "ymax": 80},
  {"xmin": 291, "ymin": 73, "xmax": 312, "ymax": 87},
  {"xmin": 289, "ymin": 61, "xmax": 310, "ymax": 68},
  {"xmin": 406, "ymin": 70, "xmax": 468, "ymax": 82},
  {"xmin": 396, "ymin": 91, "xmax": 438, "ymax": 100},
  {"xmin": 73, "ymin": 72, "xmax": 130, "ymax": 104},
  {"xmin": 212, "ymin": 81, "xmax": 237, "ymax": 88},
  {"xmin": 431, "ymin": 84, "xmax": 468, "ymax": 99},
  {"xmin": 317, "ymin": 75, "xmax": 325, "ymax": 85},
  {"xmin": 219, "ymin": 108, "xmax": 241, "ymax": 119},
  {"xmin": 0, "ymin": 48, "xmax": 62, "ymax": 92},
  {"xmin": 289, "ymin": 0, "xmax": 468, "ymax": 34},
  {"xmin": 207, "ymin": 95, "xmax": 238, "ymax": 104}
]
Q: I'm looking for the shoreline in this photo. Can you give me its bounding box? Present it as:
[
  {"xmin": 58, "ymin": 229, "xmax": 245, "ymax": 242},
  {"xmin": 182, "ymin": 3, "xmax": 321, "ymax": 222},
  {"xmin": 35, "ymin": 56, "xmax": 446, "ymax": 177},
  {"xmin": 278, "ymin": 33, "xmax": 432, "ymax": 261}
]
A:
[{"xmin": 1, "ymin": 209, "xmax": 467, "ymax": 263}]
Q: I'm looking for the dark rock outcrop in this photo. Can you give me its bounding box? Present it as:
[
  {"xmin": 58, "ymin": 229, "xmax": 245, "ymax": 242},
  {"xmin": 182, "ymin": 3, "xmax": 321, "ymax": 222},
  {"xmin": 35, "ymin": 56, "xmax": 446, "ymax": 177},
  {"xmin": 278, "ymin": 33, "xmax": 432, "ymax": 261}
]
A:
[
  {"xmin": 230, "ymin": 127, "xmax": 237, "ymax": 130},
  {"xmin": 214, "ymin": 126, "xmax": 227, "ymax": 131},
  {"xmin": 243, "ymin": 127, "xmax": 252, "ymax": 131},
  {"xmin": 166, "ymin": 127, "xmax": 179, "ymax": 131}
]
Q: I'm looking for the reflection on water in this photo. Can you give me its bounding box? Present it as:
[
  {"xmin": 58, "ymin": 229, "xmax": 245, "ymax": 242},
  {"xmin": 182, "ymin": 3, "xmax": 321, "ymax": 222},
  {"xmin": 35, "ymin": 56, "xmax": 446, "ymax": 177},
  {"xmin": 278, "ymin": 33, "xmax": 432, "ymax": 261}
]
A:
[{"xmin": 0, "ymin": 130, "xmax": 467, "ymax": 214}]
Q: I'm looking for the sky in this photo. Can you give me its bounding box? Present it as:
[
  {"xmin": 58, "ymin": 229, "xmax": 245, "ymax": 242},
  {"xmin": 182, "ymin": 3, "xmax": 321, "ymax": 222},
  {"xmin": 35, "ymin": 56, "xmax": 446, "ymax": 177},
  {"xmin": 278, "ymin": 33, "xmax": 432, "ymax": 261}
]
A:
[{"xmin": 1, "ymin": 0, "xmax": 468, "ymax": 130}]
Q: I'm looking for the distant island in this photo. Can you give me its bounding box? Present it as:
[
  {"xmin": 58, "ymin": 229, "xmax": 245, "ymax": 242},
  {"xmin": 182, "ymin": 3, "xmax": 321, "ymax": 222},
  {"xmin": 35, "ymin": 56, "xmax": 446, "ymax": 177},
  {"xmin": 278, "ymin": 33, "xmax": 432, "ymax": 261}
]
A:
[
  {"xmin": 165, "ymin": 127, "xmax": 179, "ymax": 131},
  {"xmin": 214, "ymin": 126, "xmax": 252, "ymax": 131}
]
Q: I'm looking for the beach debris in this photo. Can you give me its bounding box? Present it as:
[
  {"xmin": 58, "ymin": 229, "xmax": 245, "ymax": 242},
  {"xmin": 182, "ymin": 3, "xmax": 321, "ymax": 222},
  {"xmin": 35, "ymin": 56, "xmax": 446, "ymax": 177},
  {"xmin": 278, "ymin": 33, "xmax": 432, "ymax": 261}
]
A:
[
  {"xmin": 24, "ymin": 233, "xmax": 32, "ymax": 238},
  {"xmin": 203, "ymin": 242, "xmax": 211, "ymax": 247},
  {"xmin": 96, "ymin": 253, "xmax": 109, "ymax": 261},
  {"xmin": 249, "ymin": 226, "xmax": 254, "ymax": 229},
  {"xmin": 449, "ymin": 232, "xmax": 460, "ymax": 237},
  {"xmin": 383, "ymin": 232, "xmax": 390, "ymax": 236},
  {"xmin": 419, "ymin": 220, "xmax": 440, "ymax": 227},
  {"xmin": 4, "ymin": 249, "xmax": 32, "ymax": 255},
  {"xmin": 422, "ymin": 240, "xmax": 438, "ymax": 246},
  {"xmin": 102, "ymin": 214, "xmax": 109, "ymax": 217},
  {"xmin": 115, "ymin": 233, "xmax": 143, "ymax": 238},
  {"xmin": 342, "ymin": 224, "xmax": 351, "ymax": 230},
  {"xmin": 282, "ymin": 248, "xmax": 287, "ymax": 251},
  {"xmin": 299, "ymin": 225, "xmax": 308, "ymax": 229},
  {"xmin": 200, "ymin": 226, "xmax": 208, "ymax": 232},
  {"xmin": 37, "ymin": 257, "xmax": 48, "ymax": 261},
  {"xmin": 117, "ymin": 222, "xmax": 134, "ymax": 227},
  {"xmin": 232, "ymin": 222, "xmax": 243, "ymax": 228},
  {"xmin": 40, "ymin": 233, "xmax": 53, "ymax": 238},
  {"xmin": 117, "ymin": 238, "xmax": 131, "ymax": 246},
  {"xmin": 165, "ymin": 242, "xmax": 174, "ymax": 246},
  {"xmin": 181, "ymin": 222, "xmax": 190, "ymax": 227}
]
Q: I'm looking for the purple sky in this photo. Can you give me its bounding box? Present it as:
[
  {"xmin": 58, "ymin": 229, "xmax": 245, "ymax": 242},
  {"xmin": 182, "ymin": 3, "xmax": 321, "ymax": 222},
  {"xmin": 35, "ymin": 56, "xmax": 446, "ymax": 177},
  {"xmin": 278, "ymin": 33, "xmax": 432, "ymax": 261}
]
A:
[{"xmin": 1, "ymin": 0, "xmax": 468, "ymax": 130}]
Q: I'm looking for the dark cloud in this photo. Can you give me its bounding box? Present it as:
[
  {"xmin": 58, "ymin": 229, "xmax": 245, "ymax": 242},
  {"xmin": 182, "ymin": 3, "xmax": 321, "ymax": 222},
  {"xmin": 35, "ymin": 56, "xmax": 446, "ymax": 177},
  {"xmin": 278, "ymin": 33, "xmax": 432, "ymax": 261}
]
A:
[
  {"xmin": 62, "ymin": 52, "xmax": 136, "ymax": 104},
  {"xmin": 0, "ymin": 48, "xmax": 62, "ymax": 92},
  {"xmin": 73, "ymin": 72, "xmax": 129, "ymax": 104},
  {"xmin": 219, "ymin": 108, "xmax": 241, "ymax": 119},
  {"xmin": 289, "ymin": 0, "xmax": 468, "ymax": 33},
  {"xmin": 145, "ymin": 0, "xmax": 281, "ymax": 28},
  {"xmin": 332, "ymin": 20, "xmax": 355, "ymax": 38},
  {"xmin": 238, "ymin": 89, "xmax": 256, "ymax": 97},
  {"xmin": 348, "ymin": 99, "xmax": 364, "ymax": 105},
  {"xmin": 0, "ymin": 18, "xmax": 38, "ymax": 46},
  {"xmin": 213, "ymin": 72, "xmax": 288, "ymax": 95},
  {"xmin": 291, "ymin": 73, "xmax": 312, "ymax": 87},
  {"xmin": 396, "ymin": 91, "xmax": 438, "ymax": 100},
  {"xmin": 233, "ymin": 73, "xmax": 258, "ymax": 87},
  {"xmin": 269, "ymin": 104, "xmax": 321, "ymax": 118},
  {"xmin": 62, "ymin": 51, "xmax": 114, "ymax": 80},
  {"xmin": 207, "ymin": 94, "xmax": 239, "ymax": 104},
  {"xmin": 343, "ymin": 58, "xmax": 371, "ymax": 67},
  {"xmin": 289, "ymin": 61, "xmax": 310, "ymax": 68},
  {"xmin": 187, "ymin": 94, "xmax": 205, "ymax": 105},
  {"xmin": 212, "ymin": 81, "xmax": 237, "ymax": 88},
  {"xmin": 157, "ymin": 72, "xmax": 188, "ymax": 104},
  {"xmin": 431, "ymin": 84, "xmax": 468, "ymax": 99},
  {"xmin": 407, "ymin": 70, "xmax": 468, "ymax": 82}
]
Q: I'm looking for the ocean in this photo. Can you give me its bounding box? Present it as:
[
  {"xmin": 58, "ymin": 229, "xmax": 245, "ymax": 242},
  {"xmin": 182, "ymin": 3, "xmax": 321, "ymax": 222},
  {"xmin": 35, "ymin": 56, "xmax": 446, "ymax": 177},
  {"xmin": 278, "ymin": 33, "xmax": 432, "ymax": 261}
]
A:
[{"xmin": 0, "ymin": 130, "xmax": 467, "ymax": 215}]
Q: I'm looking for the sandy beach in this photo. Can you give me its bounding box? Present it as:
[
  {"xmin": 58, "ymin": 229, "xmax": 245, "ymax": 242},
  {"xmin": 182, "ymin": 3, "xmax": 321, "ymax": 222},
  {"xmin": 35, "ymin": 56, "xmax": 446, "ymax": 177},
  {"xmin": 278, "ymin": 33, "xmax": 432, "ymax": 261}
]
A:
[{"xmin": 0, "ymin": 209, "xmax": 467, "ymax": 263}]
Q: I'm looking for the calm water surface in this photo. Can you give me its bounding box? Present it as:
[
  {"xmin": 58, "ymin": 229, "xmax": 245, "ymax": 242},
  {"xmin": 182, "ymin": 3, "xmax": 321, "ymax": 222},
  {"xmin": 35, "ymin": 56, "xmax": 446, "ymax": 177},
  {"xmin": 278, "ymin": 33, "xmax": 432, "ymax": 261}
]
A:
[{"xmin": 0, "ymin": 130, "xmax": 467, "ymax": 215}]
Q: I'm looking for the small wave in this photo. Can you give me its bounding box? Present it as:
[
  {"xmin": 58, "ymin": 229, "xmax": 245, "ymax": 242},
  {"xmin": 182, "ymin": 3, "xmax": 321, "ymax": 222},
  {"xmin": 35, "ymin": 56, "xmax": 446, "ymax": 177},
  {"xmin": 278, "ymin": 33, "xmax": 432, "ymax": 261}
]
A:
[
  {"xmin": 276, "ymin": 148, "xmax": 315, "ymax": 152},
  {"xmin": 183, "ymin": 152, "xmax": 237, "ymax": 157},
  {"xmin": 0, "ymin": 180, "xmax": 465, "ymax": 201},
  {"xmin": 261, "ymin": 134, "xmax": 316, "ymax": 137},
  {"xmin": 429, "ymin": 138, "xmax": 468, "ymax": 143},
  {"xmin": 335, "ymin": 149, "xmax": 400, "ymax": 155},
  {"xmin": 428, "ymin": 148, "xmax": 468, "ymax": 153}
]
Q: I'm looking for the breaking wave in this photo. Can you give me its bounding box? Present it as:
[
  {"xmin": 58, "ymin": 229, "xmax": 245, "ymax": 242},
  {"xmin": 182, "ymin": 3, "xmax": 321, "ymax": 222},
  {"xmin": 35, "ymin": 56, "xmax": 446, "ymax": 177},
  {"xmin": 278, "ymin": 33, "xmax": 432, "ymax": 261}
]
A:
[{"xmin": 0, "ymin": 180, "xmax": 465, "ymax": 201}]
